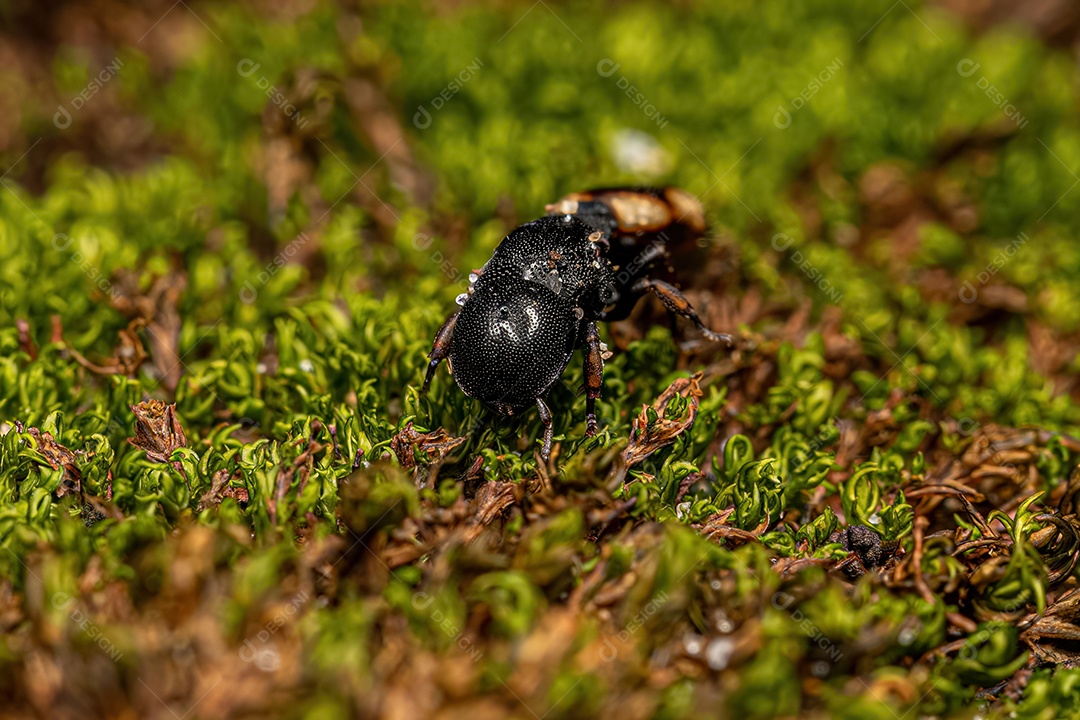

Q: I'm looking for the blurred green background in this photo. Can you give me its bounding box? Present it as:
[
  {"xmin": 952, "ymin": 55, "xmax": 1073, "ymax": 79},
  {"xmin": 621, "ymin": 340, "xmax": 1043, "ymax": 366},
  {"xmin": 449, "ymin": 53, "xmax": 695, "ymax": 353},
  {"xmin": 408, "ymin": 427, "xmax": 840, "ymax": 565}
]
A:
[{"xmin": 2, "ymin": 1, "xmax": 1080, "ymax": 718}]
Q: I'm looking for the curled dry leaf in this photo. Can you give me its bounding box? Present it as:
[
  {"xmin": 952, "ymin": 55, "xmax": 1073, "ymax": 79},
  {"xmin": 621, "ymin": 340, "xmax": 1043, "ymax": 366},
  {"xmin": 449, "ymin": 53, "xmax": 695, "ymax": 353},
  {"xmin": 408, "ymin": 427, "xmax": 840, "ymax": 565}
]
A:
[
  {"xmin": 128, "ymin": 399, "xmax": 187, "ymax": 463},
  {"xmin": 390, "ymin": 421, "xmax": 466, "ymax": 470},
  {"xmin": 27, "ymin": 428, "xmax": 81, "ymax": 497},
  {"xmin": 65, "ymin": 319, "xmax": 150, "ymax": 378},
  {"xmin": 697, "ymin": 508, "xmax": 760, "ymax": 547},
  {"xmin": 197, "ymin": 468, "xmax": 249, "ymax": 511},
  {"xmin": 466, "ymin": 481, "xmax": 522, "ymax": 542},
  {"xmin": 15, "ymin": 318, "xmax": 36, "ymax": 360},
  {"xmin": 111, "ymin": 271, "xmax": 187, "ymax": 392},
  {"xmin": 621, "ymin": 372, "xmax": 705, "ymax": 468}
]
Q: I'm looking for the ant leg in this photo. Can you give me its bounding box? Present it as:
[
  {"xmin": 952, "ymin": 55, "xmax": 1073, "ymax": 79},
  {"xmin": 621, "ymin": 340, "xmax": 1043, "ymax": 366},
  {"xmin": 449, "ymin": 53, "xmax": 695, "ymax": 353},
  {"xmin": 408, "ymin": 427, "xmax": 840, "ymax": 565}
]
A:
[
  {"xmin": 582, "ymin": 321, "xmax": 603, "ymax": 436},
  {"xmin": 631, "ymin": 277, "xmax": 733, "ymax": 345},
  {"xmin": 535, "ymin": 396, "xmax": 554, "ymax": 461},
  {"xmin": 422, "ymin": 313, "xmax": 458, "ymax": 393},
  {"xmin": 634, "ymin": 239, "xmax": 668, "ymax": 267}
]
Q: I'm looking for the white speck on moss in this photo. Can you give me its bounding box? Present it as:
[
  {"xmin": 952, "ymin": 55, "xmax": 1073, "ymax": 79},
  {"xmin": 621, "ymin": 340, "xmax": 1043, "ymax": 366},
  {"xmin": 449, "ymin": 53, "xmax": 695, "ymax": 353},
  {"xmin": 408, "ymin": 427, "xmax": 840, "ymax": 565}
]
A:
[
  {"xmin": 610, "ymin": 128, "xmax": 671, "ymax": 176},
  {"xmin": 705, "ymin": 637, "xmax": 735, "ymax": 670},
  {"xmin": 684, "ymin": 635, "xmax": 703, "ymax": 656}
]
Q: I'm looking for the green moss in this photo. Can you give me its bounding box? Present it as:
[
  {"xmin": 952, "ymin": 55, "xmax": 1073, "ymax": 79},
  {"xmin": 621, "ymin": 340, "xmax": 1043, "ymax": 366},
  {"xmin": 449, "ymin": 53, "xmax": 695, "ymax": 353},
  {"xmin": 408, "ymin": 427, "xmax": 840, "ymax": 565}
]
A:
[{"xmin": 1, "ymin": 0, "xmax": 1079, "ymax": 716}]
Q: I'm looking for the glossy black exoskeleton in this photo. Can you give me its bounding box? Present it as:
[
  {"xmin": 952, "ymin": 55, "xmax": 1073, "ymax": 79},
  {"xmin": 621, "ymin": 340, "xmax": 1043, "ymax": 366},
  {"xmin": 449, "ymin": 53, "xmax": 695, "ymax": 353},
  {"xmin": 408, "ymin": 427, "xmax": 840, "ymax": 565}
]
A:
[{"xmin": 422, "ymin": 187, "xmax": 731, "ymax": 460}]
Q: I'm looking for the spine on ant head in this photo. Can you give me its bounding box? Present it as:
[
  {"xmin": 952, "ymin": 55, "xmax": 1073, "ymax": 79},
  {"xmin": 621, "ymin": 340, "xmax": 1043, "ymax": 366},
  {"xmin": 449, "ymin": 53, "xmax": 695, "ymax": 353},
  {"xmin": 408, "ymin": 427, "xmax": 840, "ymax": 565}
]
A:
[{"xmin": 545, "ymin": 187, "xmax": 706, "ymax": 239}]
